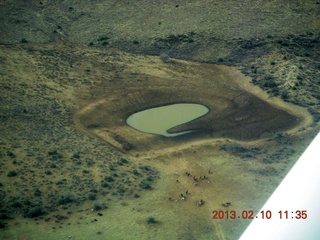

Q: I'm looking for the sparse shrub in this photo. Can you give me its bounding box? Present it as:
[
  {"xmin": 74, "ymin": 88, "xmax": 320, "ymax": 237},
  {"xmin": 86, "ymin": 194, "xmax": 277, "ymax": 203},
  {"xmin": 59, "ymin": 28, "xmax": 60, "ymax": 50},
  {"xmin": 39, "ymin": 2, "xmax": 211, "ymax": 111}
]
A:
[
  {"xmin": 11, "ymin": 201, "xmax": 23, "ymax": 208},
  {"xmin": 159, "ymin": 53, "xmax": 170, "ymax": 62},
  {"xmin": 48, "ymin": 149, "xmax": 58, "ymax": 155},
  {"xmin": 58, "ymin": 192, "xmax": 73, "ymax": 205},
  {"xmin": 262, "ymin": 158, "xmax": 273, "ymax": 164},
  {"xmin": 275, "ymin": 132, "xmax": 285, "ymax": 139},
  {"xmin": 7, "ymin": 171, "xmax": 17, "ymax": 177},
  {"xmin": 0, "ymin": 182, "xmax": 3, "ymax": 187},
  {"xmin": 0, "ymin": 214, "xmax": 10, "ymax": 220},
  {"xmin": 132, "ymin": 169, "xmax": 139, "ymax": 176},
  {"xmin": 263, "ymin": 79, "xmax": 277, "ymax": 88},
  {"xmin": 147, "ymin": 216, "xmax": 157, "ymax": 224},
  {"xmin": 133, "ymin": 194, "xmax": 140, "ymax": 198},
  {"xmin": 88, "ymin": 193, "xmax": 96, "ymax": 200},
  {"xmin": 277, "ymin": 39, "xmax": 289, "ymax": 46},
  {"xmin": 55, "ymin": 214, "xmax": 67, "ymax": 220},
  {"xmin": 34, "ymin": 189, "xmax": 42, "ymax": 196},
  {"xmin": 93, "ymin": 202, "xmax": 102, "ymax": 211},
  {"xmin": 280, "ymin": 89, "xmax": 289, "ymax": 99},
  {"xmin": 139, "ymin": 180, "xmax": 152, "ymax": 190},
  {"xmin": 258, "ymin": 166, "xmax": 278, "ymax": 176},
  {"xmin": 24, "ymin": 206, "xmax": 45, "ymax": 218},
  {"xmin": 7, "ymin": 151, "xmax": 16, "ymax": 158},
  {"xmin": 56, "ymin": 180, "xmax": 65, "ymax": 185},
  {"xmin": 139, "ymin": 165, "xmax": 151, "ymax": 171},
  {"xmin": 82, "ymin": 169, "xmax": 89, "ymax": 174},
  {"xmin": 0, "ymin": 221, "xmax": 5, "ymax": 228},
  {"xmin": 104, "ymin": 176, "xmax": 114, "ymax": 182},
  {"xmin": 85, "ymin": 158, "xmax": 94, "ymax": 167},
  {"xmin": 241, "ymin": 152, "xmax": 254, "ymax": 158},
  {"xmin": 146, "ymin": 176, "xmax": 154, "ymax": 181},
  {"xmin": 101, "ymin": 182, "xmax": 110, "ymax": 188},
  {"xmin": 45, "ymin": 170, "xmax": 52, "ymax": 175},
  {"xmin": 220, "ymin": 144, "xmax": 262, "ymax": 159},
  {"xmin": 117, "ymin": 186, "xmax": 125, "ymax": 193},
  {"xmin": 49, "ymin": 163, "xmax": 56, "ymax": 168},
  {"xmin": 264, "ymin": 74, "xmax": 273, "ymax": 80},
  {"xmin": 117, "ymin": 158, "xmax": 129, "ymax": 165},
  {"xmin": 23, "ymin": 199, "xmax": 31, "ymax": 206},
  {"xmin": 72, "ymin": 153, "xmax": 80, "ymax": 159}
]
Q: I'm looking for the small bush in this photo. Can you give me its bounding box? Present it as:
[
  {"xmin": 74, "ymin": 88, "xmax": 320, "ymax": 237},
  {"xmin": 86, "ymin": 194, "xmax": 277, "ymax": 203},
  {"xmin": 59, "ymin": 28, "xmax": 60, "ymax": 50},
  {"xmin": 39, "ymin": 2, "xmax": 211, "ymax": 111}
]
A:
[
  {"xmin": 275, "ymin": 132, "xmax": 287, "ymax": 139},
  {"xmin": 132, "ymin": 169, "xmax": 139, "ymax": 176},
  {"xmin": 24, "ymin": 206, "xmax": 45, "ymax": 218},
  {"xmin": 7, "ymin": 171, "xmax": 17, "ymax": 177},
  {"xmin": 88, "ymin": 193, "xmax": 96, "ymax": 200},
  {"xmin": 263, "ymin": 74, "xmax": 276, "ymax": 85},
  {"xmin": 0, "ymin": 214, "xmax": 10, "ymax": 220},
  {"xmin": 104, "ymin": 176, "xmax": 114, "ymax": 182},
  {"xmin": 7, "ymin": 151, "xmax": 16, "ymax": 158},
  {"xmin": 159, "ymin": 53, "xmax": 170, "ymax": 62},
  {"xmin": 147, "ymin": 216, "xmax": 157, "ymax": 224},
  {"xmin": 0, "ymin": 221, "xmax": 5, "ymax": 228},
  {"xmin": 117, "ymin": 158, "xmax": 129, "ymax": 165},
  {"xmin": 72, "ymin": 153, "xmax": 80, "ymax": 159},
  {"xmin": 48, "ymin": 149, "xmax": 58, "ymax": 155},
  {"xmin": 117, "ymin": 187, "xmax": 125, "ymax": 193},
  {"xmin": 139, "ymin": 180, "xmax": 152, "ymax": 190},
  {"xmin": 258, "ymin": 166, "xmax": 278, "ymax": 176},
  {"xmin": 241, "ymin": 152, "xmax": 254, "ymax": 158},
  {"xmin": 139, "ymin": 165, "xmax": 152, "ymax": 171},
  {"xmin": 263, "ymin": 80, "xmax": 277, "ymax": 88},
  {"xmin": 93, "ymin": 202, "xmax": 102, "ymax": 211},
  {"xmin": 58, "ymin": 192, "xmax": 73, "ymax": 205},
  {"xmin": 11, "ymin": 201, "xmax": 23, "ymax": 208},
  {"xmin": 34, "ymin": 189, "xmax": 42, "ymax": 196},
  {"xmin": 146, "ymin": 176, "xmax": 154, "ymax": 181},
  {"xmin": 280, "ymin": 89, "xmax": 289, "ymax": 99},
  {"xmin": 23, "ymin": 199, "xmax": 31, "ymax": 206},
  {"xmin": 101, "ymin": 182, "xmax": 110, "ymax": 188}
]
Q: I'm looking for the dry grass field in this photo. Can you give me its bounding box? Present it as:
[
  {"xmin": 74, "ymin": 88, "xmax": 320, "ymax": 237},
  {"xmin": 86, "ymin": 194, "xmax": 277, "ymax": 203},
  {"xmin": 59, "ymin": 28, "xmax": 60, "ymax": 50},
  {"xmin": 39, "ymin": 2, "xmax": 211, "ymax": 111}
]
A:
[{"xmin": 1, "ymin": 1, "xmax": 320, "ymax": 239}]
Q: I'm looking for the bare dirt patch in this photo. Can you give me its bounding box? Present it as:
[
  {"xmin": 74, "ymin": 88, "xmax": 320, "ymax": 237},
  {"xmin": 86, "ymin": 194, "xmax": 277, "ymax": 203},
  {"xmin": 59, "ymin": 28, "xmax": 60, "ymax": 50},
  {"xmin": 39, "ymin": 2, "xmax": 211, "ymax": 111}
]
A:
[{"xmin": 74, "ymin": 51, "xmax": 311, "ymax": 153}]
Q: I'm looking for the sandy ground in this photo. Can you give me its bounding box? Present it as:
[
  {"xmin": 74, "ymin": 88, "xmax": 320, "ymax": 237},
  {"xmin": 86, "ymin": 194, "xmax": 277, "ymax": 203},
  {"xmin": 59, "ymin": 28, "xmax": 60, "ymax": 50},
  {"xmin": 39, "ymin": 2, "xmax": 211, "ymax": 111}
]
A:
[
  {"xmin": 0, "ymin": 43, "xmax": 318, "ymax": 240},
  {"xmin": 0, "ymin": 1, "xmax": 320, "ymax": 239}
]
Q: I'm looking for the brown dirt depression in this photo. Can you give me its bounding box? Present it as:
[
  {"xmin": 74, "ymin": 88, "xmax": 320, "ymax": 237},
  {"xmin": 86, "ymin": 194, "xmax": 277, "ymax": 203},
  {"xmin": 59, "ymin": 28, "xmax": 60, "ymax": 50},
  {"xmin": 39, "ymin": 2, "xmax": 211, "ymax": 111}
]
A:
[{"xmin": 74, "ymin": 54, "xmax": 307, "ymax": 154}]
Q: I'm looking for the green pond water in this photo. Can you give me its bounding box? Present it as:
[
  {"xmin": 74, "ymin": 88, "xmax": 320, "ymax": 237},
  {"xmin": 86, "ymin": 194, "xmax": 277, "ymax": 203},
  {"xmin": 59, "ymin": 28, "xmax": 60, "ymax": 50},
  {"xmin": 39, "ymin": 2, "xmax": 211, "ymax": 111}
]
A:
[{"xmin": 126, "ymin": 103, "xmax": 209, "ymax": 137}]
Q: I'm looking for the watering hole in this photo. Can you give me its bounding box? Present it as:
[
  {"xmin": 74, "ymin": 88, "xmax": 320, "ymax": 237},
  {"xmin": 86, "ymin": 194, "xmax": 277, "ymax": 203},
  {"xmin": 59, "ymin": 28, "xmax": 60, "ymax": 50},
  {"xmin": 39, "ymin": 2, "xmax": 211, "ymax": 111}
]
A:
[
  {"xmin": 75, "ymin": 62, "xmax": 310, "ymax": 152},
  {"xmin": 126, "ymin": 103, "xmax": 209, "ymax": 137}
]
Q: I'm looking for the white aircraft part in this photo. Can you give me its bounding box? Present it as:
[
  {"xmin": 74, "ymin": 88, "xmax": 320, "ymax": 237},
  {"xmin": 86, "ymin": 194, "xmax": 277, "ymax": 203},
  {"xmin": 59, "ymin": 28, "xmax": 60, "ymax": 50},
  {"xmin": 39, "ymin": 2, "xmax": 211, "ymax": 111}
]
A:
[{"xmin": 239, "ymin": 132, "xmax": 320, "ymax": 240}]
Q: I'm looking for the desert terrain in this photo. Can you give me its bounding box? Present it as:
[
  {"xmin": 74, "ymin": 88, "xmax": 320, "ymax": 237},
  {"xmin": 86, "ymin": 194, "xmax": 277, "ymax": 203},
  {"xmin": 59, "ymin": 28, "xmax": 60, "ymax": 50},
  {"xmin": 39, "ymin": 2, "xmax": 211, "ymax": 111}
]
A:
[{"xmin": 1, "ymin": 1, "xmax": 320, "ymax": 239}]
